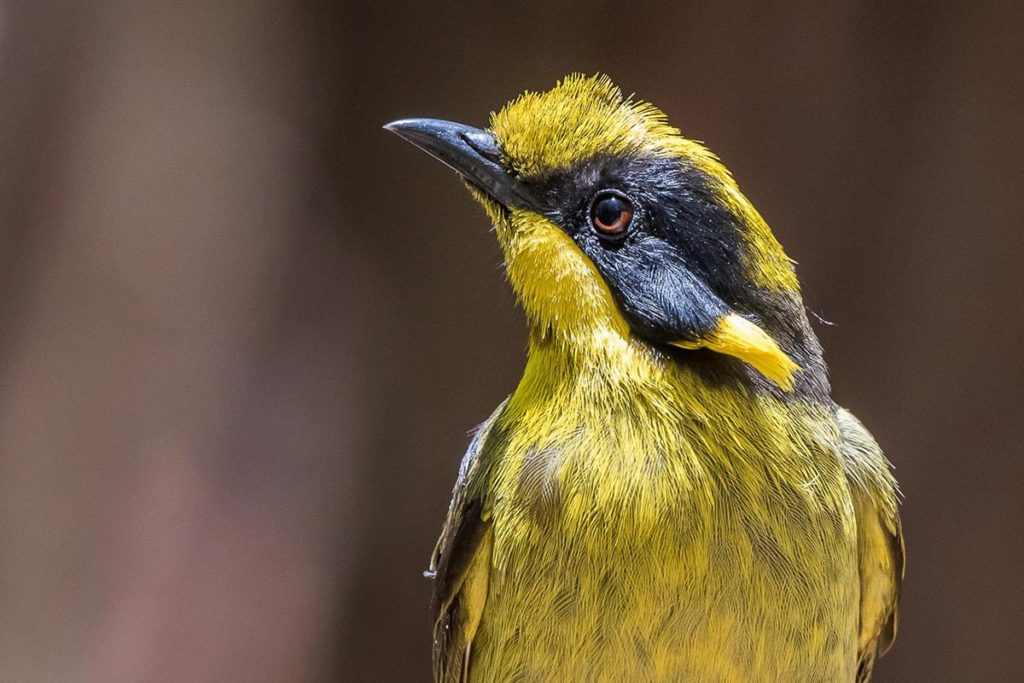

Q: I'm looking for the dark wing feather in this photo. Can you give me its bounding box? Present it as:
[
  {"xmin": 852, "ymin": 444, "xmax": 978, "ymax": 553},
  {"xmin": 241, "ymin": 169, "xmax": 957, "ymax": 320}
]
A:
[
  {"xmin": 836, "ymin": 408, "xmax": 905, "ymax": 682},
  {"xmin": 430, "ymin": 402, "xmax": 507, "ymax": 683}
]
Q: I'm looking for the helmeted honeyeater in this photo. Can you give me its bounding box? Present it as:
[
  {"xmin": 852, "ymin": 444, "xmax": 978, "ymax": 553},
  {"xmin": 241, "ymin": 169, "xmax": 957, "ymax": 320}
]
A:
[{"xmin": 386, "ymin": 74, "xmax": 903, "ymax": 683}]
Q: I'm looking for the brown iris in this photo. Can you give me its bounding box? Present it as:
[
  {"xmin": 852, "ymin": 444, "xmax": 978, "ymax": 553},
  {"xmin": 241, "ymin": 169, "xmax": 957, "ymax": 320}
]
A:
[{"xmin": 590, "ymin": 192, "xmax": 633, "ymax": 237}]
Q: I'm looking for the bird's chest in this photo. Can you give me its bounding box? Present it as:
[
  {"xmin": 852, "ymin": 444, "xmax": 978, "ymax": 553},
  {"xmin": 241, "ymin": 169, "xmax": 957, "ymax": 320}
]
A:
[{"xmin": 477, "ymin": 402, "xmax": 860, "ymax": 681}]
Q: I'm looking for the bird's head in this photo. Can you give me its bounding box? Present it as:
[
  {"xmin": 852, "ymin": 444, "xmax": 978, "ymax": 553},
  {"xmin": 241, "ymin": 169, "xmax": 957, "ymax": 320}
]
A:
[{"xmin": 387, "ymin": 74, "xmax": 826, "ymax": 396}]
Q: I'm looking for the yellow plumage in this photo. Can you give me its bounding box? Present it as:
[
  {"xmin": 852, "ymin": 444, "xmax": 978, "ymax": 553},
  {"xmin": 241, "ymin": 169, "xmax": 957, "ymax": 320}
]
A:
[{"xmin": 394, "ymin": 74, "xmax": 902, "ymax": 682}]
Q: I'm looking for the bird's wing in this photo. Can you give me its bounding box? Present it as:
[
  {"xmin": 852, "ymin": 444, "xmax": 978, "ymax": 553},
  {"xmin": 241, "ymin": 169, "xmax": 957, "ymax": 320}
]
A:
[
  {"xmin": 836, "ymin": 408, "xmax": 905, "ymax": 682},
  {"xmin": 429, "ymin": 400, "xmax": 507, "ymax": 683}
]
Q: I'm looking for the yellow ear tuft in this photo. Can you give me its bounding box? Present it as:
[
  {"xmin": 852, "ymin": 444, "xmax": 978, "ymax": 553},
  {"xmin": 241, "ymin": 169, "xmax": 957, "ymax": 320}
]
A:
[{"xmin": 672, "ymin": 313, "xmax": 798, "ymax": 391}]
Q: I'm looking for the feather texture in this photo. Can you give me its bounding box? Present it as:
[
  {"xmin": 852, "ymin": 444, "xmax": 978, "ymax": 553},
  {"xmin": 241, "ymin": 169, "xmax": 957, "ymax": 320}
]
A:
[{"xmin": 418, "ymin": 74, "xmax": 902, "ymax": 682}]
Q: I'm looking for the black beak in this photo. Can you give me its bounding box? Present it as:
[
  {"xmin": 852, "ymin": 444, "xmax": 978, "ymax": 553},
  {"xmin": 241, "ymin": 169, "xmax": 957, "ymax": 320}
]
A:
[{"xmin": 384, "ymin": 118, "xmax": 541, "ymax": 211}]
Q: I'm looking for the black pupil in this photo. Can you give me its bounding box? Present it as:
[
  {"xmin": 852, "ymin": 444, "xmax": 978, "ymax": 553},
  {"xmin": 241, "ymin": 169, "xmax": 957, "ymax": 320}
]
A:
[{"xmin": 594, "ymin": 196, "xmax": 626, "ymax": 228}]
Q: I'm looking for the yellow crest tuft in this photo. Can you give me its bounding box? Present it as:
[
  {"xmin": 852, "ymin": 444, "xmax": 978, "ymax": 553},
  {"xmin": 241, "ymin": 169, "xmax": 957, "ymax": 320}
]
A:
[{"xmin": 490, "ymin": 74, "xmax": 707, "ymax": 177}]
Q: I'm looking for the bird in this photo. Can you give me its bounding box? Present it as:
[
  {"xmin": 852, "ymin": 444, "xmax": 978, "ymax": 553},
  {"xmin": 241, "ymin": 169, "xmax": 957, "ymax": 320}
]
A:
[{"xmin": 385, "ymin": 74, "xmax": 903, "ymax": 683}]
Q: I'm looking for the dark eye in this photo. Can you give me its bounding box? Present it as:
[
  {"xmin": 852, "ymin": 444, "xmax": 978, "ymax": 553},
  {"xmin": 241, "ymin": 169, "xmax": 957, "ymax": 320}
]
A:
[{"xmin": 590, "ymin": 192, "xmax": 633, "ymax": 237}]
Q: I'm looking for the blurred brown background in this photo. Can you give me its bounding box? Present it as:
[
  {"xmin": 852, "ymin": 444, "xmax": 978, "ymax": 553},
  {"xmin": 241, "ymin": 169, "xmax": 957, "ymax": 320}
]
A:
[{"xmin": 1, "ymin": 1, "xmax": 1021, "ymax": 681}]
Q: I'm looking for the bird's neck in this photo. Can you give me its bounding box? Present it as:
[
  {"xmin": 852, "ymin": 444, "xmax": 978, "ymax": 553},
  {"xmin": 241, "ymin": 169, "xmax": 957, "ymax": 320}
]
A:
[
  {"xmin": 514, "ymin": 325, "xmax": 673, "ymax": 411},
  {"xmin": 503, "ymin": 324, "xmax": 817, "ymax": 507}
]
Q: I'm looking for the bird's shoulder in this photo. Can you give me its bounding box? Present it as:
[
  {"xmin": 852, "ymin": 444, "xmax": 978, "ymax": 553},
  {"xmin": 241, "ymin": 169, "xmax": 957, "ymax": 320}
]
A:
[
  {"xmin": 835, "ymin": 407, "xmax": 904, "ymax": 682},
  {"xmin": 429, "ymin": 399, "xmax": 508, "ymax": 683}
]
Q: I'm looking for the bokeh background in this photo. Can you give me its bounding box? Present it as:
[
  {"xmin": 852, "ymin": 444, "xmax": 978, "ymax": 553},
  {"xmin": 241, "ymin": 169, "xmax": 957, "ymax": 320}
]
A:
[{"xmin": 1, "ymin": 1, "xmax": 1021, "ymax": 681}]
